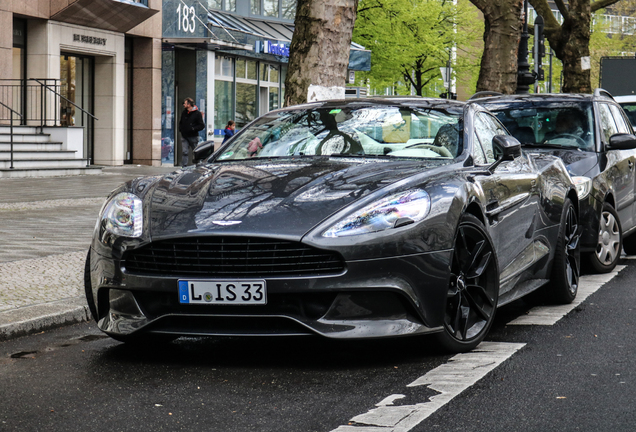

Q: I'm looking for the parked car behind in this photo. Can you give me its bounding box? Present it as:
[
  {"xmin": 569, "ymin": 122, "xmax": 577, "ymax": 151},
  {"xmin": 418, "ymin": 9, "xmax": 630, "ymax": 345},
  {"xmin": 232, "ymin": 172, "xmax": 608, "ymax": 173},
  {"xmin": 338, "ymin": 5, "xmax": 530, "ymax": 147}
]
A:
[
  {"xmin": 615, "ymin": 95, "xmax": 636, "ymax": 127},
  {"xmin": 86, "ymin": 97, "xmax": 581, "ymax": 353},
  {"xmin": 478, "ymin": 90, "xmax": 636, "ymax": 273}
]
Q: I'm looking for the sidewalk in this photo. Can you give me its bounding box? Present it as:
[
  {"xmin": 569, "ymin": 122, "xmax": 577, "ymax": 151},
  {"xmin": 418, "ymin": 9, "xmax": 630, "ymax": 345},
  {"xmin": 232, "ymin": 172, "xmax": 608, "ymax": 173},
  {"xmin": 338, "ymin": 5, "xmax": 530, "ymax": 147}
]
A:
[{"xmin": 0, "ymin": 165, "xmax": 177, "ymax": 341}]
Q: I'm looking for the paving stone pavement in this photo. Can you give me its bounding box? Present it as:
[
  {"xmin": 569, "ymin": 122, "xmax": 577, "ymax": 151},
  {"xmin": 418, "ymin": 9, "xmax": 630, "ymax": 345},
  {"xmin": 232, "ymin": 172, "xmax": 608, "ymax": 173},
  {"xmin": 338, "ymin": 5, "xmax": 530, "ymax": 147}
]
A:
[{"xmin": 0, "ymin": 165, "xmax": 177, "ymax": 340}]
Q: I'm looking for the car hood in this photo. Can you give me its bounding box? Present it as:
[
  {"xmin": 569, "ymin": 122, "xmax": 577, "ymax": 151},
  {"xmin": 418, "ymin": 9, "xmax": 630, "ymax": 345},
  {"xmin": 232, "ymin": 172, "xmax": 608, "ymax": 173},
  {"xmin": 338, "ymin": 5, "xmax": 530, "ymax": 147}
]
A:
[
  {"xmin": 522, "ymin": 147, "xmax": 600, "ymax": 177},
  {"xmin": 145, "ymin": 158, "xmax": 447, "ymax": 240}
]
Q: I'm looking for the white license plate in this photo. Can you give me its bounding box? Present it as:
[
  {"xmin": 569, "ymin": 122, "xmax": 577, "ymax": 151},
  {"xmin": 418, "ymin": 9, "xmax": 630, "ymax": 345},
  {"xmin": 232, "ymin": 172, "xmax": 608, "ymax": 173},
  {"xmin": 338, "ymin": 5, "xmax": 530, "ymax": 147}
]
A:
[{"xmin": 178, "ymin": 280, "xmax": 266, "ymax": 305}]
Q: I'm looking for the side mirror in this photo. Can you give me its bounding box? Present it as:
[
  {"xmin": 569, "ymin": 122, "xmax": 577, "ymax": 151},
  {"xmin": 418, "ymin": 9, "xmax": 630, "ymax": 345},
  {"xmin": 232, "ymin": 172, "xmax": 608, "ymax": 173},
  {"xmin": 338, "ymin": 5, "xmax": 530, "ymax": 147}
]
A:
[
  {"xmin": 493, "ymin": 135, "xmax": 522, "ymax": 160},
  {"xmin": 607, "ymin": 133, "xmax": 636, "ymax": 150},
  {"xmin": 193, "ymin": 140, "xmax": 217, "ymax": 163}
]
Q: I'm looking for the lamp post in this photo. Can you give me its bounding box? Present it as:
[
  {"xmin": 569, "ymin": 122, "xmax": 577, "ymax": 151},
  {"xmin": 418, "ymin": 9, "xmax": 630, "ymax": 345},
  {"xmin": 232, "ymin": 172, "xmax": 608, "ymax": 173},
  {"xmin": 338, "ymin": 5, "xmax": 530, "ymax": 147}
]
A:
[{"xmin": 516, "ymin": 0, "xmax": 535, "ymax": 94}]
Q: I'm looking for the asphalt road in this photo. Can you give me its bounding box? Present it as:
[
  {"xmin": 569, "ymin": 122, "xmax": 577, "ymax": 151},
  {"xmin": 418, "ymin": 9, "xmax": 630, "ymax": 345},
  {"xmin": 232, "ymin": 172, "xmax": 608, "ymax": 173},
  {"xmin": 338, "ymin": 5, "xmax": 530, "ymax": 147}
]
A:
[{"xmin": 1, "ymin": 259, "xmax": 636, "ymax": 431}]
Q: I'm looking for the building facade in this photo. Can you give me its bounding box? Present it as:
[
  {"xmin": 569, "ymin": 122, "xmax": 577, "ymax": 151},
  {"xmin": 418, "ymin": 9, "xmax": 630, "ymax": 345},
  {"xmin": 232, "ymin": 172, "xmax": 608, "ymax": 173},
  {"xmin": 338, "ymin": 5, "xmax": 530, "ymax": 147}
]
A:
[
  {"xmin": 1, "ymin": 0, "xmax": 163, "ymax": 166},
  {"xmin": 160, "ymin": 0, "xmax": 371, "ymax": 166}
]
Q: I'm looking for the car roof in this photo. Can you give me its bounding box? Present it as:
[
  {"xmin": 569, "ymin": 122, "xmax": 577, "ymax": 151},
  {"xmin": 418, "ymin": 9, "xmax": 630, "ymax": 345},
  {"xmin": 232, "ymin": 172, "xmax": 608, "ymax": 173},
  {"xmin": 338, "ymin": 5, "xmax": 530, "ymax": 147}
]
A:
[
  {"xmin": 472, "ymin": 93, "xmax": 615, "ymax": 105},
  {"xmin": 615, "ymin": 95, "xmax": 636, "ymax": 103},
  {"xmin": 274, "ymin": 97, "xmax": 467, "ymax": 112}
]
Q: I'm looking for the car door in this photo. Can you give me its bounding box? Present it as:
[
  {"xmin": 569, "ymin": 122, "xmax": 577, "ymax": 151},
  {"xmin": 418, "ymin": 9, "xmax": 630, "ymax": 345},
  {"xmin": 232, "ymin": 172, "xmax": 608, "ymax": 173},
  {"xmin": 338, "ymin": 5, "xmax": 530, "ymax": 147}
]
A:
[
  {"xmin": 472, "ymin": 111, "xmax": 540, "ymax": 293},
  {"xmin": 598, "ymin": 102, "xmax": 636, "ymax": 231}
]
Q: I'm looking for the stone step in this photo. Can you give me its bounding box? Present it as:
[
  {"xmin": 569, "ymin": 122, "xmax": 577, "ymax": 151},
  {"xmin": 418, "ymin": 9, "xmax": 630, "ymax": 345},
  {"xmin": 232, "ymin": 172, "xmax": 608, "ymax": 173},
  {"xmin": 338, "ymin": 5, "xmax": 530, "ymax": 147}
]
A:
[
  {"xmin": 0, "ymin": 166, "xmax": 103, "ymax": 179},
  {"xmin": 0, "ymin": 126, "xmax": 44, "ymax": 135},
  {"xmin": 0, "ymin": 158, "xmax": 88, "ymax": 169},
  {"xmin": 0, "ymin": 150, "xmax": 77, "ymax": 160},
  {"xmin": 0, "ymin": 133, "xmax": 52, "ymax": 143},
  {"xmin": 0, "ymin": 142, "xmax": 63, "ymax": 151}
]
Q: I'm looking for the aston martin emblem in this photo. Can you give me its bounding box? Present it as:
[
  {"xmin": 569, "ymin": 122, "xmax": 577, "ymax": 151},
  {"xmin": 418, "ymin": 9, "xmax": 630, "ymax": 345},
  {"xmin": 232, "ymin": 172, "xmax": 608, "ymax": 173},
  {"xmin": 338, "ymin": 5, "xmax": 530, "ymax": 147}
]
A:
[{"xmin": 212, "ymin": 221, "xmax": 242, "ymax": 226}]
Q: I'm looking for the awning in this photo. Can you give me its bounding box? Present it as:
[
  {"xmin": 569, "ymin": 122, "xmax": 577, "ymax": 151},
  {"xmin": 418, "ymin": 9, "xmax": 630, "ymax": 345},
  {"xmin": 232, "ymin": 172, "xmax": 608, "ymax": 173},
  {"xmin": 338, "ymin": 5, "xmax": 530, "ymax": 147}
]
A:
[
  {"xmin": 204, "ymin": 10, "xmax": 371, "ymax": 71},
  {"xmin": 51, "ymin": 0, "xmax": 159, "ymax": 33}
]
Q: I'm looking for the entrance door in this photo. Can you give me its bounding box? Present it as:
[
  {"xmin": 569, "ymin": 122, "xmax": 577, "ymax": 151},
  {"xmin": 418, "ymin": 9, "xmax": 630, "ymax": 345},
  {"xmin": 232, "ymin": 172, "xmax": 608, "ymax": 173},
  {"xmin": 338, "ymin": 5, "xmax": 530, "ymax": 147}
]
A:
[{"xmin": 60, "ymin": 53, "xmax": 94, "ymax": 163}]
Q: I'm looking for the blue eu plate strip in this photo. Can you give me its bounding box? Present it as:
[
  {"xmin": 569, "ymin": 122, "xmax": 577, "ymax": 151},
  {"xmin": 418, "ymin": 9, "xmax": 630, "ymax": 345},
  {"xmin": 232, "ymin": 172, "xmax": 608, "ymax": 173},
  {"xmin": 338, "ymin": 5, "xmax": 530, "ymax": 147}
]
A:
[{"xmin": 178, "ymin": 281, "xmax": 189, "ymax": 304}]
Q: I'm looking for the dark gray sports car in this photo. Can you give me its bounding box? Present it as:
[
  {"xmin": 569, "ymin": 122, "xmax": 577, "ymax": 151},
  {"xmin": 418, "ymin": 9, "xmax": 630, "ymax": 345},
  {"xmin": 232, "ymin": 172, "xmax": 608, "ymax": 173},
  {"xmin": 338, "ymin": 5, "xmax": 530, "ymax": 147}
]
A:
[{"xmin": 85, "ymin": 98, "xmax": 582, "ymax": 352}]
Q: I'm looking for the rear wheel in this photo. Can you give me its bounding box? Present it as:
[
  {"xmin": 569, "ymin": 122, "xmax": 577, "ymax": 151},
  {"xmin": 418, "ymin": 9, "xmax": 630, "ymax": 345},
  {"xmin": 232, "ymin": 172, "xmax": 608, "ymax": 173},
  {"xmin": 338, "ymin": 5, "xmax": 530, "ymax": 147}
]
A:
[
  {"xmin": 435, "ymin": 214, "xmax": 499, "ymax": 353},
  {"xmin": 549, "ymin": 198, "xmax": 580, "ymax": 304},
  {"xmin": 587, "ymin": 203, "xmax": 621, "ymax": 273}
]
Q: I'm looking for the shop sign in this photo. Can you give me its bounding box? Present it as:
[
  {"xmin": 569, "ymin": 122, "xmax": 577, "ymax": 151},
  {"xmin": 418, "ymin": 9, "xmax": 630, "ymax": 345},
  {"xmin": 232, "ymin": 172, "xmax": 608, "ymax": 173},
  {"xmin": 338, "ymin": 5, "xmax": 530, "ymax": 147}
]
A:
[
  {"xmin": 163, "ymin": 0, "xmax": 207, "ymax": 38},
  {"xmin": 73, "ymin": 34, "xmax": 107, "ymax": 46},
  {"xmin": 255, "ymin": 41, "xmax": 289, "ymax": 57}
]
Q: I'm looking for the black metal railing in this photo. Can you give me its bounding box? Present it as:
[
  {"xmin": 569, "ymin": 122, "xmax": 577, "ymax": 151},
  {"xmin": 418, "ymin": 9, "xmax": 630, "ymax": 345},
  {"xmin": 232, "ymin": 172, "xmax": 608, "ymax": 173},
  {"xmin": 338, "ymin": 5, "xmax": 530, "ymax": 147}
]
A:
[
  {"xmin": 0, "ymin": 79, "xmax": 98, "ymax": 166},
  {"xmin": 0, "ymin": 101, "xmax": 23, "ymax": 170}
]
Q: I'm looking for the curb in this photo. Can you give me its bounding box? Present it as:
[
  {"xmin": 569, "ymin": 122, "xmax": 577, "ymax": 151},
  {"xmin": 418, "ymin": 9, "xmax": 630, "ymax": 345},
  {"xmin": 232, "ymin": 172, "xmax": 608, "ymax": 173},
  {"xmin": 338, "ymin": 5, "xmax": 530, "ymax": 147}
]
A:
[{"xmin": 0, "ymin": 297, "xmax": 90, "ymax": 341}]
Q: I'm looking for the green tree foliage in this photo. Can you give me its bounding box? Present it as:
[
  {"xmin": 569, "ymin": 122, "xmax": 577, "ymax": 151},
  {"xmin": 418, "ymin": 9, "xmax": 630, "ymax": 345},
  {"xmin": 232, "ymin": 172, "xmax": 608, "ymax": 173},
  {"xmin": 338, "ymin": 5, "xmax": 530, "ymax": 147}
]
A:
[{"xmin": 352, "ymin": 0, "xmax": 482, "ymax": 96}]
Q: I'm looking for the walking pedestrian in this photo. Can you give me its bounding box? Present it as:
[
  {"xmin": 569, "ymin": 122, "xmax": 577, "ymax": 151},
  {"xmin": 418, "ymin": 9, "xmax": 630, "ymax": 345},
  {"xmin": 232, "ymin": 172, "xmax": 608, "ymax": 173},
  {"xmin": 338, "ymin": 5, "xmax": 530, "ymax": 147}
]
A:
[
  {"xmin": 179, "ymin": 97, "xmax": 205, "ymax": 168},
  {"xmin": 222, "ymin": 120, "xmax": 236, "ymax": 144}
]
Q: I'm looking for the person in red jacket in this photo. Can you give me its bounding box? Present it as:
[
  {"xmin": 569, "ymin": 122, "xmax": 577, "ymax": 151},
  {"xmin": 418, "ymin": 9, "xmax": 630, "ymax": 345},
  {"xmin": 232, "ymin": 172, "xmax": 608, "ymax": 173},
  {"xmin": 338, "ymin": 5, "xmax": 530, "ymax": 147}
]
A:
[{"xmin": 179, "ymin": 97, "xmax": 205, "ymax": 168}]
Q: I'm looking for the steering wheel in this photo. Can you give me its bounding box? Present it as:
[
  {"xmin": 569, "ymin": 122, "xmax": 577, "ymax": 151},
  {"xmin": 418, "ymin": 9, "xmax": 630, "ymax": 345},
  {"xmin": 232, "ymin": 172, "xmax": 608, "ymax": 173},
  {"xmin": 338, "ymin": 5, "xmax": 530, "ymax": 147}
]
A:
[
  {"xmin": 316, "ymin": 131, "xmax": 365, "ymax": 156},
  {"xmin": 548, "ymin": 133, "xmax": 587, "ymax": 148},
  {"xmin": 403, "ymin": 143, "xmax": 453, "ymax": 158}
]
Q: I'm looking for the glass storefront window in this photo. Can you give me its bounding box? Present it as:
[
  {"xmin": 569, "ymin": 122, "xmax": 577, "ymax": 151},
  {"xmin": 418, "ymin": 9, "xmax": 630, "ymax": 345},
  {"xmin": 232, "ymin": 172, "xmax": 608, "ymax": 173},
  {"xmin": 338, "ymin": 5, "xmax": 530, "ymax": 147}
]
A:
[
  {"xmin": 215, "ymin": 56, "xmax": 233, "ymax": 77},
  {"xmin": 282, "ymin": 0, "xmax": 296, "ymax": 19},
  {"xmin": 251, "ymin": 0, "xmax": 261, "ymax": 14},
  {"xmin": 261, "ymin": 64, "xmax": 268, "ymax": 81},
  {"xmin": 235, "ymin": 83, "xmax": 257, "ymax": 128},
  {"xmin": 247, "ymin": 60, "xmax": 257, "ymax": 80},
  {"xmin": 264, "ymin": 0, "xmax": 278, "ymax": 17},
  {"xmin": 225, "ymin": 0, "xmax": 236, "ymax": 12},
  {"xmin": 209, "ymin": 0, "xmax": 222, "ymax": 9},
  {"xmin": 215, "ymin": 80, "xmax": 234, "ymax": 131},
  {"xmin": 236, "ymin": 59, "xmax": 246, "ymax": 79},
  {"xmin": 269, "ymin": 87, "xmax": 279, "ymax": 111},
  {"xmin": 269, "ymin": 65, "xmax": 279, "ymax": 83}
]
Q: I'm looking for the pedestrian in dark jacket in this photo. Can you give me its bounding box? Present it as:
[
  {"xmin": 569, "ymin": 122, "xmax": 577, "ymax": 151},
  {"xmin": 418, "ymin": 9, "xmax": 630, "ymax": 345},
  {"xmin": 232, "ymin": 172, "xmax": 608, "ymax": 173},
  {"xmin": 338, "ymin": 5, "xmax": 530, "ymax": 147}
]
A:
[
  {"xmin": 179, "ymin": 97, "xmax": 205, "ymax": 167},
  {"xmin": 222, "ymin": 120, "xmax": 236, "ymax": 144}
]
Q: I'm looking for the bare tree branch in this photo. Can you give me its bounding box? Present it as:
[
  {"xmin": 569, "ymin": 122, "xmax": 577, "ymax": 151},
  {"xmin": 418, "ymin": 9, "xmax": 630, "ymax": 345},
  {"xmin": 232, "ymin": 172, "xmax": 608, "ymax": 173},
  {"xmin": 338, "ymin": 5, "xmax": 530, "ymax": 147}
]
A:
[
  {"xmin": 591, "ymin": 0, "xmax": 622, "ymax": 13},
  {"xmin": 554, "ymin": 0, "xmax": 569, "ymax": 20}
]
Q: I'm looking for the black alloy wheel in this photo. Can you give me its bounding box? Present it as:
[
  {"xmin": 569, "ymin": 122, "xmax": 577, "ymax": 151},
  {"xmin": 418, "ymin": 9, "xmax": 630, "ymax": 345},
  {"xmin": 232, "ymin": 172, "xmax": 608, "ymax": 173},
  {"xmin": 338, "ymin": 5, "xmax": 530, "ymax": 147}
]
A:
[
  {"xmin": 550, "ymin": 198, "xmax": 581, "ymax": 304},
  {"xmin": 587, "ymin": 202, "xmax": 621, "ymax": 273},
  {"xmin": 436, "ymin": 214, "xmax": 499, "ymax": 353}
]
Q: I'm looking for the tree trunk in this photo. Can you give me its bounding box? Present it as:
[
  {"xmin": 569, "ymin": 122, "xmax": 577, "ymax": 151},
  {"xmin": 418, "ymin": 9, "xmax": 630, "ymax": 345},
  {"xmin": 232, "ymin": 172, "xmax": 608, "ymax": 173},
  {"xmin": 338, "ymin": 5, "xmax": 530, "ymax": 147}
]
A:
[
  {"xmin": 284, "ymin": 0, "xmax": 359, "ymax": 107},
  {"xmin": 529, "ymin": 0, "xmax": 620, "ymax": 94},
  {"xmin": 470, "ymin": 0, "xmax": 524, "ymax": 94}
]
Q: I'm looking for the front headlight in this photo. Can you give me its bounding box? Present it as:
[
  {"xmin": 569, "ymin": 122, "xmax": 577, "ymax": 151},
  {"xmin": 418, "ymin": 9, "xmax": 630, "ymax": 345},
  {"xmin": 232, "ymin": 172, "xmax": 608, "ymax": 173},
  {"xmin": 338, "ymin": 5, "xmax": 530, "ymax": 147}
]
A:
[
  {"xmin": 322, "ymin": 189, "xmax": 431, "ymax": 238},
  {"xmin": 101, "ymin": 192, "xmax": 143, "ymax": 237},
  {"xmin": 572, "ymin": 176, "xmax": 592, "ymax": 200}
]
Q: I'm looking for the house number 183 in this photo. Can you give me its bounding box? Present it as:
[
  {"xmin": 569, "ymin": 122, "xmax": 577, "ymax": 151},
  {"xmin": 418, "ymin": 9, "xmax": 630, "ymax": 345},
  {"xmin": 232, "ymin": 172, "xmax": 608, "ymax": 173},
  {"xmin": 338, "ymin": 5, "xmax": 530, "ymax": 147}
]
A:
[{"xmin": 177, "ymin": 3, "xmax": 196, "ymax": 33}]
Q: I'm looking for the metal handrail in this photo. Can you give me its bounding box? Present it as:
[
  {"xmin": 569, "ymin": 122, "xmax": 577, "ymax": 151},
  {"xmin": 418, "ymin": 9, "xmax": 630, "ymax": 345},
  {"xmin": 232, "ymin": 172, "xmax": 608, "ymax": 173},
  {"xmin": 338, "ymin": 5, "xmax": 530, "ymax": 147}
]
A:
[
  {"xmin": 33, "ymin": 79, "xmax": 98, "ymax": 166},
  {"xmin": 0, "ymin": 101, "xmax": 23, "ymax": 170},
  {"xmin": 33, "ymin": 79, "xmax": 98, "ymax": 121}
]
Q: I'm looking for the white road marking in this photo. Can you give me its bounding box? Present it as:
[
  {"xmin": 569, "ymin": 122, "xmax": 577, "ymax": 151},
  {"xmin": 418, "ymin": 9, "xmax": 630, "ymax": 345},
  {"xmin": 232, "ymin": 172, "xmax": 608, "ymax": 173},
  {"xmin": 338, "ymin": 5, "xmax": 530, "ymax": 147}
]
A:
[
  {"xmin": 508, "ymin": 265, "xmax": 626, "ymax": 325},
  {"xmin": 331, "ymin": 342, "xmax": 525, "ymax": 432}
]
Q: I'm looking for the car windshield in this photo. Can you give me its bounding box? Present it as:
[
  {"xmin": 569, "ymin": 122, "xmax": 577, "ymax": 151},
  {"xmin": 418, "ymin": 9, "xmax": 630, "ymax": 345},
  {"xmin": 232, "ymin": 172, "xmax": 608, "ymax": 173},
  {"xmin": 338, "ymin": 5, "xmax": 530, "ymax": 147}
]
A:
[
  {"xmin": 488, "ymin": 101, "xmax": 596, "ymax": 151},
  {"xmin": 619, "ymin": 102, "xmax": 636, "ymax": 127},
  {"xmin": 215, "ymin": 105, "xmax": 464, "ymax": 161}
]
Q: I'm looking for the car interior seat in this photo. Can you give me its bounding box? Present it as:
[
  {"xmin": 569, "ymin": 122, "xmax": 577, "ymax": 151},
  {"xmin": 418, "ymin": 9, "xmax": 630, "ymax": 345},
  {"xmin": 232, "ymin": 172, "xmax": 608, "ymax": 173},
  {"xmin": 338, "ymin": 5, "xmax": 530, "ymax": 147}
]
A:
[{"xmin": 433, "ymin": 124, "xmax": 460, "ymax": 157}]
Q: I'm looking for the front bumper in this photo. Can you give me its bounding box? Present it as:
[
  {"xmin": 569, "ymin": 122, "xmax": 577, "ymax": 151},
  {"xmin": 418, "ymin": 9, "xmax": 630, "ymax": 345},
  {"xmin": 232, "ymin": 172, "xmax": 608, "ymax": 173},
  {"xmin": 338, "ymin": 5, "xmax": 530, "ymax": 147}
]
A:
[{"xmin": 89, "ymin": 247, "xmax": 452, "ymax": 339}]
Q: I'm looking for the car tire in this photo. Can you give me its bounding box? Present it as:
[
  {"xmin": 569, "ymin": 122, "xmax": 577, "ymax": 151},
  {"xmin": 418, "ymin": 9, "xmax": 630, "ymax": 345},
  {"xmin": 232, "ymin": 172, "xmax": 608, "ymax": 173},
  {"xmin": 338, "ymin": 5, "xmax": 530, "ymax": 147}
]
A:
[
  {"xmin": 587, "ymin": 202, "xmax": 622, "ymax": 273},
  {"xmin": 84, "ymin": 251, "xmax": 99, "ymax": 322},
  {"xmin": 435, "ymin": 213, "xmax": 499, "ymax": 353},
  {"xmin": 549, "ymin": 198, "xmax": 580, "ymax": 304}
]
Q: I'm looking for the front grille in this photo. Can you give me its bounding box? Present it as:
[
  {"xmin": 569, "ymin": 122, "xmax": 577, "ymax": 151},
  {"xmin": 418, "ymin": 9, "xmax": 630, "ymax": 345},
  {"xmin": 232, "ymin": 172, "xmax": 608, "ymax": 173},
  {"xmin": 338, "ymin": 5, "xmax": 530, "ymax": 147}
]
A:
[{"xmin": 122, "ymin": 237, "xmax": 346, "ymax": 277}]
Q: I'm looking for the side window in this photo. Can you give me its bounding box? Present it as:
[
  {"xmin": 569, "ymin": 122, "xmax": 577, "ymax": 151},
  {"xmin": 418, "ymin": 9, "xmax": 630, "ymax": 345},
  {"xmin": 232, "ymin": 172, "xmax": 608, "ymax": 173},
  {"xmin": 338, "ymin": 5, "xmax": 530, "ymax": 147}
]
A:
[
  {"xmin": 474, "ymin": 112, "xmax": 506, "ymax": 164},
  {"xmin": 610, "ymin": 104, "xmax": 631, "ymax": 134},
  {"xmin": 598, "ymin": 103, "xmax": 619, "ymax": 143}
]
